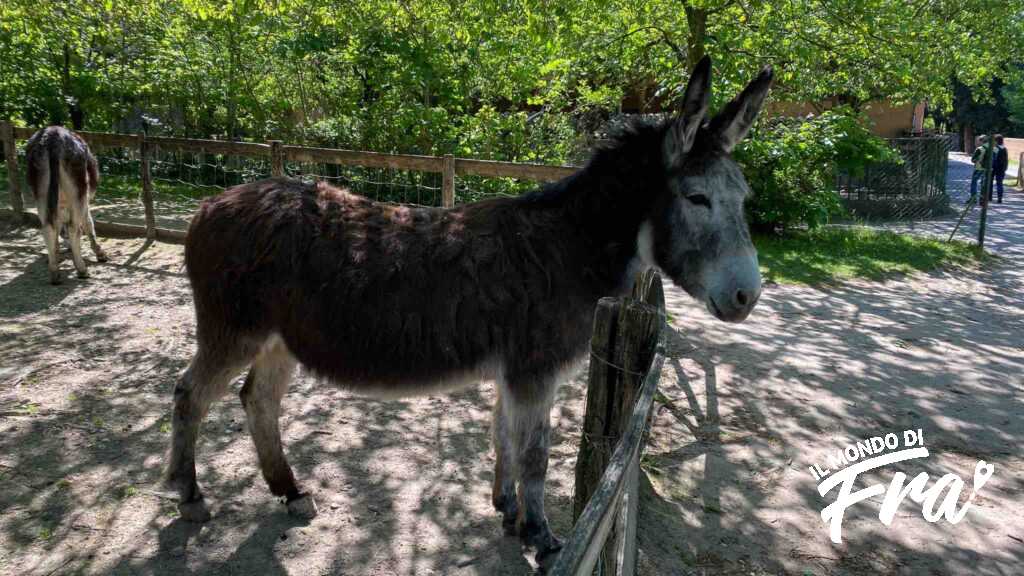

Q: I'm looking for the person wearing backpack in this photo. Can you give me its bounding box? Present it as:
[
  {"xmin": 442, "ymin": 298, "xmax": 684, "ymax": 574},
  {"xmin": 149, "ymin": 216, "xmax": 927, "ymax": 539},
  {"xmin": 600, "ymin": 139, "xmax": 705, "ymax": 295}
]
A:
[
  {"xmin": 969, "ymin": 135, "xmax": 990, "ymax": 202},
  {"xmin": 991, "ymin": 135, "xmax": 1008, "ymax": 204}
]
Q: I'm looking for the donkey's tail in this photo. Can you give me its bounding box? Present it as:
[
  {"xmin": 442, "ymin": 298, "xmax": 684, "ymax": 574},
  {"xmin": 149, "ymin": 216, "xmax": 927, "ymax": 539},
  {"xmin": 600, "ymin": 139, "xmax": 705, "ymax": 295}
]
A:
[
  {"xmin": 46, "ymin": 148, "xmax": 60, "ymax": 226},
  {"xmin": 86, "ymin": 153, "xmax": 100, "ymax": 197}
]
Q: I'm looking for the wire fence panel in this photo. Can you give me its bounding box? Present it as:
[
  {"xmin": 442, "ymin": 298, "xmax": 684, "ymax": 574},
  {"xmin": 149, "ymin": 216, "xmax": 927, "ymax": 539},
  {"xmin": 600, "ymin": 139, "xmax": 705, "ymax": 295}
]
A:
[
  {"xmin": 284, "ymin": 160, "xmax": 443, "ymax": 207},
  {"xmin": 7, "ymin": 125, "xmax": 1011, "ymax": 248},
  {"xmin": 455, "ymin": 173, "xmax": 542, "ymax": 204},
  {"xmin": 844, "ymin": 133, "xmax": 1016, "ymax": 245},
  {"xmin": 838, "ymin": 136, "xmax": 953, "ymax": 221}
]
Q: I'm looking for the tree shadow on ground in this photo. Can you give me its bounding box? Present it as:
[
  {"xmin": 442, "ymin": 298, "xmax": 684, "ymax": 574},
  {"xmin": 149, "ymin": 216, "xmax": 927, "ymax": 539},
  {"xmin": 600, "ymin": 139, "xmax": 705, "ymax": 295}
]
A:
[
  {"xmin": 3, "ymin": 193, "xmax": 1024, "ymax": 576},
  {"xmin": 637, "ymin": 214, "xmax": 1023, "ymax": 575}
]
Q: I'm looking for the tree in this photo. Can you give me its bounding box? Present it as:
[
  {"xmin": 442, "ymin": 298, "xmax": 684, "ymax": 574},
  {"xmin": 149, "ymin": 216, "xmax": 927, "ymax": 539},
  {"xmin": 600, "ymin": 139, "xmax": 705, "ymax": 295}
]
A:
[{"xmin": 1, "ymin": 0, "xmax": 1022, "ymax": 160}]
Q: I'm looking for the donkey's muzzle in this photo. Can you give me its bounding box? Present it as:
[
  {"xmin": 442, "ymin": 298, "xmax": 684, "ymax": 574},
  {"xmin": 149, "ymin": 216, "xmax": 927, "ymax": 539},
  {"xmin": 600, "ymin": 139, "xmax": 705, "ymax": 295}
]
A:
[
  {"xmin": 707, "ymin": 286, "xmax": 759, "ymax": 322},
  {"xmin": 706, "ymin": 252, "xmax": 761, "ymax": 323}
]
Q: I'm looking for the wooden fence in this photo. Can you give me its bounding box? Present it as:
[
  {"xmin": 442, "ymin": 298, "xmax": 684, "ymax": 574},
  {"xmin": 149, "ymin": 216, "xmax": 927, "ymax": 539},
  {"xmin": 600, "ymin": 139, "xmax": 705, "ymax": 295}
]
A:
[
  {"xmin": 0, "ymin": 122, "xmax": 578, "ymax": 243},
  {"xmin": 1018, "ymin": 151, "xmax": 1024, "ymax": 189},
  {"xmin": 552, "ymin": 268, "xmax": 666, "ymax": 576}
]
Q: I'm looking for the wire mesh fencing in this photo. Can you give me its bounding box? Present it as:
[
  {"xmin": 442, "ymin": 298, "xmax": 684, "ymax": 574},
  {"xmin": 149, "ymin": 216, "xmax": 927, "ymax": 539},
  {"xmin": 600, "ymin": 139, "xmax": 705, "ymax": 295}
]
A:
[
  {"xmin": 834, "ymin": 133, "xmax": 1014, "ymax": 244},
  {"xmin": 455, "ymin": 173, "xmax": 542, "ymax": 204},
  {"xmin": 838, "ymin": 136, "xmax": 955, "ymax": 222},
  {"xmin": 284, "ymin": 161, "xmax": 443, "ymax": 207}
]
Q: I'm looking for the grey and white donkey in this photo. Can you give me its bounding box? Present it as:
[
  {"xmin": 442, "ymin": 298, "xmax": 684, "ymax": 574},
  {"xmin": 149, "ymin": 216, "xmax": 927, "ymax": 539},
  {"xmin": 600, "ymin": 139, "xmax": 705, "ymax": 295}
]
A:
[{"xmin": 25, "ymin": 126, "xmax": 107, "ymax": 284}]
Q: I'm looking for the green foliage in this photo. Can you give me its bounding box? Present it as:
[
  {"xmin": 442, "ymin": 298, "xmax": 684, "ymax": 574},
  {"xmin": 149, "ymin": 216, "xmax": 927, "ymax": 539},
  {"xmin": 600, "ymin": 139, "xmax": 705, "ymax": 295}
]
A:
[
  {"xmin": 736, "ymin": 109, "xmax": 900, "ymax": 231},
  {"xmin": 0, "ymin": 1, "xmax": 1022, "ymax": 205},
  {"xmin": 2, "ymin": 0, "xmax": 1023, "ymax": 147},
  {"xmin": 1004, "ymin": 74, "xmax": 1024, "ymax": 136},
  {"xmin": 754, "ymin": 227, "xmax": 986, "ymax": 286}
]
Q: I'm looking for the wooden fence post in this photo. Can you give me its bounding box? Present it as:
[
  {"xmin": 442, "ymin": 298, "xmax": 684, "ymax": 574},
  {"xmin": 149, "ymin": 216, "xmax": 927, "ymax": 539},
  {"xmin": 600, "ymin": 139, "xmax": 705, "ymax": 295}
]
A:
[
  {"xmin": 2, "ymin": 121, "xmax": 23, "ymax": 214},
  {"xmin": 1018, "ymin": 152, "xmax": 1023, "ymax": 188},
  {"xmin": 442, "ymin": 153, "xmax": 455, "ymax": 208},
  {"xmin": 573, "ymin": 277, "xmax": 662, "ymax": 576},
  {"xmin": 138, "ymin": 134, "xmax": 156, "ymax": 239},
  {"xmin": 270, "ymin": 140, "xmax": 284, "ymax": 177}
]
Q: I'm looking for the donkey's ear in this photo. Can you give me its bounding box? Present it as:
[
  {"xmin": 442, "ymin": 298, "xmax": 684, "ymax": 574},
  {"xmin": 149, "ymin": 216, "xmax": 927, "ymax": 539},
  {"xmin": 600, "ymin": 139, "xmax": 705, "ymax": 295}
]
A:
[
  {"xmin": 707, "ymin": 66, "xmax": 773, "ymax": 153},
  {"xmin": 665, "ymin": 56, "xmax": 712, "ymax": 159}
]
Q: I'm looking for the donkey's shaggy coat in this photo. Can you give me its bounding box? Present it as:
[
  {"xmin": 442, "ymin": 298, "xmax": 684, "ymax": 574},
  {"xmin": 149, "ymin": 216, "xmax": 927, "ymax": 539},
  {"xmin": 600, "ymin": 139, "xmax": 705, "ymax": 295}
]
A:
[
  {"xmin": 25, "ymin": 126, "xmax": 107, "ymax": 284},
  {"xmin": 167, "ymin": 57, "xmax": 771, "ymax": 563}
]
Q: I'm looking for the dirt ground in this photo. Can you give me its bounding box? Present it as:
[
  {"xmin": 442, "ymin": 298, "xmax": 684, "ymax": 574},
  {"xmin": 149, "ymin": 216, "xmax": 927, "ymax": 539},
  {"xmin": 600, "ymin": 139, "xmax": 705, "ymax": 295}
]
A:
[{"xmin": 1, "ymin": 193, "xmax": 1022, "ymax": 575}]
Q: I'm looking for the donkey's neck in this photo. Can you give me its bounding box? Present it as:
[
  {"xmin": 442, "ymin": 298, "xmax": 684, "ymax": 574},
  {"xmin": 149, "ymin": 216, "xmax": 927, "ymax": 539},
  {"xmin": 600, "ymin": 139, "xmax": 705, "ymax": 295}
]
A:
[{"xmin": 517, "ymin": 132, "xmax": 664, "ymax": 299}]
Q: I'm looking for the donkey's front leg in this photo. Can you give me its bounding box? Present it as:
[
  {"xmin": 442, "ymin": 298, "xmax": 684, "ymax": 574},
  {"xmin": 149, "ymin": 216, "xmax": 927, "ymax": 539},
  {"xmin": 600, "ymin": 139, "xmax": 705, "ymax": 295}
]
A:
[{"xmin": 500, "ymin": 376, "xmax": 562, "ymax": 564}]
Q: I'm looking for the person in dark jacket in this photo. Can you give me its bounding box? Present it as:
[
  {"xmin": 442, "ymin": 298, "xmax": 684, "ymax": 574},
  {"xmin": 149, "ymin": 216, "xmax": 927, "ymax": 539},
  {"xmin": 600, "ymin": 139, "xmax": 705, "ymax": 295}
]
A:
[{"xmin": 991, "ymin": 135, "xmax": 1008, "ymax": 203}]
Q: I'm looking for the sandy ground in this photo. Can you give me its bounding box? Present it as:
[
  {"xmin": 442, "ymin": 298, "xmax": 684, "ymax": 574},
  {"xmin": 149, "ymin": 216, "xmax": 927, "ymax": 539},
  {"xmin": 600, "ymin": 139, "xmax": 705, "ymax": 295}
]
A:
[{"xmin": 1, "ymin": 188, "xmax": 1022, "ymax": 575}]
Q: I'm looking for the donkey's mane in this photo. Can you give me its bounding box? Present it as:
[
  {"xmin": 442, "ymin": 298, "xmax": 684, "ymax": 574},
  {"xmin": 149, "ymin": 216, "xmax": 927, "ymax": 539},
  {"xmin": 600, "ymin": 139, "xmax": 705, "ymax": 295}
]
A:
[{"xmin": 527, "ymin": 119, "xmax": 669, "ymax": 233}]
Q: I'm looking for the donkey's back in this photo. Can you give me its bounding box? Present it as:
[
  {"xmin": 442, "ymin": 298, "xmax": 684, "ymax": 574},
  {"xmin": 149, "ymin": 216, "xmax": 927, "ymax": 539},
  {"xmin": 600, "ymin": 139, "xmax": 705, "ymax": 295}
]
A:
[
  {"xmin": 25, "ymin": 126, "xmax": 106, "ymax": 283},
  {"xmin": 184, "ymin": 177, "xmax": 590, "ymax": 394}
]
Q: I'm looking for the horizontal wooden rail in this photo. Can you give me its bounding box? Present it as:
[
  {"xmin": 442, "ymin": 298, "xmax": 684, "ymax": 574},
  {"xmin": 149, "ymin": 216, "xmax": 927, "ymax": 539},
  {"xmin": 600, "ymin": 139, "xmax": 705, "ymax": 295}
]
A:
[
  {"xmin": 12, "ymin": 126, "xmax": 34, "ymax": 140},
  {"xmin": 551, "ymin": 350, "xmax": 665, "ymax": 576},
  {"xmin": 6, "ymin": 124, "xmax": 579, "ymax": 181},
  {"xmin": 455, "ymin": 158, "xmax": 576, "ymax": 182},
  {"xmin": 149, "ymin": 136, "xmax": 271, "ymax": 157},
  {"xmin": 283, "ymin": 145, "xmax": 444, "ymax": 172},
  {"xmin": 0, "ymin": 209, "xmax": 187, "ymax": 244}
]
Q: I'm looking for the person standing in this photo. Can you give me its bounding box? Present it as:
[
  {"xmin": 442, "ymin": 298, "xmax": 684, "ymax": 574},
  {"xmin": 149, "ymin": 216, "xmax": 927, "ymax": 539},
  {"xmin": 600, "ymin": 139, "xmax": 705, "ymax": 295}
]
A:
[
  {"xmin": 992, "ymin": 135, "xmax": 1008, "ymax": 204},
  {"xmin": 970, "ymin": 135, "xmax": 990, "ymax": 202}
]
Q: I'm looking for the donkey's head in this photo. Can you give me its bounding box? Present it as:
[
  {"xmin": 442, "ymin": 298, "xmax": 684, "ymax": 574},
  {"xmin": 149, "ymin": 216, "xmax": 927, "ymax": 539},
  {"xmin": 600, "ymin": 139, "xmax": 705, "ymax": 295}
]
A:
[{"xmin": 641, "ymin": 57, "xmax": 772, "ymax": 323}]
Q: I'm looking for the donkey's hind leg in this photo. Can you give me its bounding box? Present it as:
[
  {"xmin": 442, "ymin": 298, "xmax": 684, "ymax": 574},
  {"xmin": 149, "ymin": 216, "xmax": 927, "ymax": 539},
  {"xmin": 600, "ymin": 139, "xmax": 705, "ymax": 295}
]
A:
[
  {"xmin": 40, "ymin": 220, "xmax": 62, "ymax": 285},
  {"xmin": 239, "ymin": 336, "xmax": 316, "ymax": 518},
  {"xmin": 500, "ymin": 375, "xmax": 562, "ymax": 564},
  {"xmin": 82, "ymin": 204, "xmax": 107, "ymax": 262},
  {"xmin": 492, "ymin": 389, "xmax": 518, "ymax": 536},
  {"xmin": 166, "ymin": 346, "xmax": 250, "ymax": 522},
  {"xmin": 65, "ymin": 168, "xmax": 91, "ymax": 278}
]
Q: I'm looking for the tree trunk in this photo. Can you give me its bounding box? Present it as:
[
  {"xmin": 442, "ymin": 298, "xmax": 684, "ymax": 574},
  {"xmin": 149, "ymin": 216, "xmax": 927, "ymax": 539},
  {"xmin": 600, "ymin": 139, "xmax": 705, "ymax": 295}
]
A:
[
  {"xmin": 62, "ymin": 43, "xmax": 84, "ymax": 129},
  {"xmin": 684, "ymin": 7, "xmax": 707, "ymax": 70}
]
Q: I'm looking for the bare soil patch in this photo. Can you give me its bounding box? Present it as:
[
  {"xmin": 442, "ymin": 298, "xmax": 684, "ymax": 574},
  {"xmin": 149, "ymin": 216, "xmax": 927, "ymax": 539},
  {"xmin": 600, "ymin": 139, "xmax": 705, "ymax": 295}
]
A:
[{"xmin": 1, "ymin": 215, "xmax": 1021, "ymax": 575}]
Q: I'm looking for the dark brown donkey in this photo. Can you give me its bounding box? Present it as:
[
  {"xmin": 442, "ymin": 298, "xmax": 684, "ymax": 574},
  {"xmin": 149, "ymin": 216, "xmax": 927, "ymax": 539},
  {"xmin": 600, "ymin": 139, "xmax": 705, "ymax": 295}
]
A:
[{"xmin": 166, "ymin": 57, "xmax": 771, "ymax": 563}]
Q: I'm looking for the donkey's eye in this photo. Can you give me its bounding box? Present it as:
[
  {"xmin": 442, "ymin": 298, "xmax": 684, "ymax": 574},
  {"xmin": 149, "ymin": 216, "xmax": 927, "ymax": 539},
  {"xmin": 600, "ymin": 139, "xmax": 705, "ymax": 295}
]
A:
[{"xmin": 685, "ymin": 194, "xmax": 711, "ymax": 208}]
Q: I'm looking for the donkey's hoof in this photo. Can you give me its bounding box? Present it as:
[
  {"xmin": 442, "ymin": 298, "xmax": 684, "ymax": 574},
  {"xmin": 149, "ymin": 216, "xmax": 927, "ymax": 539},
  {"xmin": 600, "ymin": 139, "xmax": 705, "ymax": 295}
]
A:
[
  {"xmin": 95, "ymin": 252, "xmax": 109, "ymax": 263},
  {"xmin": 179, "ymin": 498, "xmax": 212, "ymax": 523},
  {"xmin": 286, "ymin": 493, "xmax": 318, "ymax": 519},
  {"xmin": 534, "ymin": 536, "xmax": 564, "ymax": 569},
  {"xmin": 502, "ymin": 515, "xmax": 519, "ymax": 537},
  {"xmin": 76, "ymin": 269, "xmax": 90, "ymax": 279},
  {"xmin": 50, "ymin": 271, "xmax": 63, "ymax": 285}
]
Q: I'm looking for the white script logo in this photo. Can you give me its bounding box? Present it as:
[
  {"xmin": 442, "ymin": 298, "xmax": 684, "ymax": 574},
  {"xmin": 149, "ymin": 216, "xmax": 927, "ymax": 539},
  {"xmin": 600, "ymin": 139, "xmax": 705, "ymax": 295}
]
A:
[{"xmin": 810, "ymin": 429, "xmax": 995, "ymax": 543}]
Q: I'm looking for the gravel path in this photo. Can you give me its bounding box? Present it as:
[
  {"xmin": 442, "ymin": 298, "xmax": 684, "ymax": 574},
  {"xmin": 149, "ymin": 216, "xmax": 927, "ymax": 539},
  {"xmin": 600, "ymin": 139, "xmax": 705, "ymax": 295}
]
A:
[{"xmin": 1, "ymin": 185, "xmax": 1021, "ymax": 575}]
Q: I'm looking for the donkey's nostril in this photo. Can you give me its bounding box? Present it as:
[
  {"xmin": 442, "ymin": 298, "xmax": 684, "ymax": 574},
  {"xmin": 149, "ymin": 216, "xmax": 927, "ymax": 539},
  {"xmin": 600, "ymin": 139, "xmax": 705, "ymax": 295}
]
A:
[{"xmin": 735, "ymin": 289, "xmax": 749, "ymax": 307}]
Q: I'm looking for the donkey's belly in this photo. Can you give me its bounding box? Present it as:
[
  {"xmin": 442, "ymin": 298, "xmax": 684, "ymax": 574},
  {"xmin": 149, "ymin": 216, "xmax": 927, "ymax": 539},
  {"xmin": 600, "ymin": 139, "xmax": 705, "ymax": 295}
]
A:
[
  {"xmin": 276, "ymin": 311, "xmax": 507, "ymax": 398},
  {"xmin": 311, "ymin": 352, "xmax": 503, "ymax": 399}
]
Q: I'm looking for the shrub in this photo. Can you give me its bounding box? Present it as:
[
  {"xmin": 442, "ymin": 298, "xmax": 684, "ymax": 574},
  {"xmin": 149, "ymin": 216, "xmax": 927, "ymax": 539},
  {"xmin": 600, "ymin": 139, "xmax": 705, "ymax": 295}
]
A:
[{"xmin": 735, "ymin": 107, "xmax": 900, "ymax": 231}]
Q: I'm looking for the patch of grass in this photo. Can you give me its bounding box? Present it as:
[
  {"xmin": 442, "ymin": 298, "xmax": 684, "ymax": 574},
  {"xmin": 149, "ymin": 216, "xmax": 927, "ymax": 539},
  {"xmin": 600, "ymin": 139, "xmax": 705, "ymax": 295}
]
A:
[
  {"xmin": 117, "ymin": 484, "xmax": 138, "ymax": 500},
  {"xmin": 754, "ymin": 227, "xmax": 987, "ymax": 286}
]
